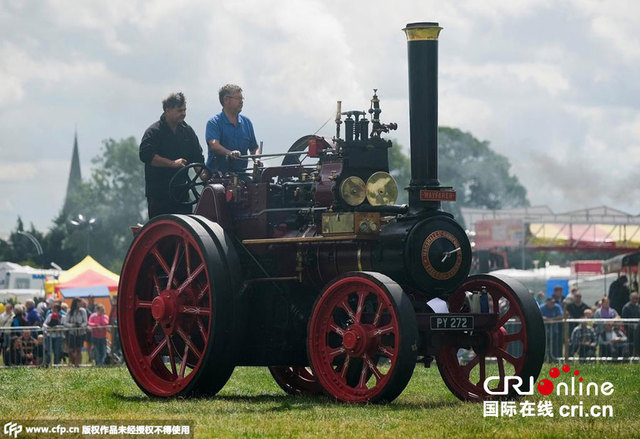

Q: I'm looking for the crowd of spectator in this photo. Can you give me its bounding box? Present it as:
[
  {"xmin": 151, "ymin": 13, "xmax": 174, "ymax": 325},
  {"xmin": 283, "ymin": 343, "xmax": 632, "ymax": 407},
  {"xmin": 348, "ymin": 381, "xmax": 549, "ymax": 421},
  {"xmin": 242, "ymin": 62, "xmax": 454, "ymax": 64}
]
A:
[
  {"xmin": 0, "ymin": 296, "xmax": 119, "ymax": 367},
  {"xmin": 3, "ymin": 281, "xmax": 639, "ymax": 367},
  {"xmin": 538, "ymin": 282, "xmax": 640, "ymax": 361}
]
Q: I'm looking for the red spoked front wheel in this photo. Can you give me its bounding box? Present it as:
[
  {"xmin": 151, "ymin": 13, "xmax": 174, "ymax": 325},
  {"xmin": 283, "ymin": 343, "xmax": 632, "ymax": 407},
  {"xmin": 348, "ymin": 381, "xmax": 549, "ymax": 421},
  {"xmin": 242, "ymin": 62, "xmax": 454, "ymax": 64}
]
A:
[
  {"xmin": 118, "ymin": 215, "xmax": 235, "ymax": 397},
  {"xmin": 308, "ymin": 272, "xmax": 418, "ymax": 403},
  {"xmin": 436, "ymin": 274, "xmax": 545, "ymax": 401}
]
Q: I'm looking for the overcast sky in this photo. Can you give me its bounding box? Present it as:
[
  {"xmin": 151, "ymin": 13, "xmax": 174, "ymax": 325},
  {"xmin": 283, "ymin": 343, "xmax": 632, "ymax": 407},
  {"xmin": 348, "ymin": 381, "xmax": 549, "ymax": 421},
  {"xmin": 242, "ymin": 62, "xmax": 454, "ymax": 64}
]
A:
[{"xmin": 1, "ymin": 0, "xmax": 639, "ymax": 236}]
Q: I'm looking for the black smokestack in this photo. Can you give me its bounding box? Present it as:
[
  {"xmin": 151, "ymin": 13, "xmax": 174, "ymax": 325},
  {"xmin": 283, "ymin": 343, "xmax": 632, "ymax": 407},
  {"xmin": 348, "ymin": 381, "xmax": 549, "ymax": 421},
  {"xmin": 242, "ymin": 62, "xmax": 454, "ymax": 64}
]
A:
[{"xmin": 403, "ymin": 22, "xmax": 443, "ymax": 211}]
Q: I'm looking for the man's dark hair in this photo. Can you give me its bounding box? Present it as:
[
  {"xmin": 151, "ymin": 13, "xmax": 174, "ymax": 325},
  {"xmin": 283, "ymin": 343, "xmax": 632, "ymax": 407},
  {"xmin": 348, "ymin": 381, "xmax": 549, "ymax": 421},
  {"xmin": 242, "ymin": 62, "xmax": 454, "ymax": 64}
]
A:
[
  {"xmin": 162, "ymin": 92, "xmax": 186, "ymax": 111},
  {"xmin": 218, "ymin": 84, "xmax": 242, "ymax": 106}
]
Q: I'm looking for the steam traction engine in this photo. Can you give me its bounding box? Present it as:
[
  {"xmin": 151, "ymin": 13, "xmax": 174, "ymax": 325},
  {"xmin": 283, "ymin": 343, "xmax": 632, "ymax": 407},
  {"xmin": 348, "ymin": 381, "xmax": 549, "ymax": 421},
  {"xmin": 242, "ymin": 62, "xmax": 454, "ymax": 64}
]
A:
[{"xmin": 118, "ymin": 22, "xmax": 544, "ymax": 403}]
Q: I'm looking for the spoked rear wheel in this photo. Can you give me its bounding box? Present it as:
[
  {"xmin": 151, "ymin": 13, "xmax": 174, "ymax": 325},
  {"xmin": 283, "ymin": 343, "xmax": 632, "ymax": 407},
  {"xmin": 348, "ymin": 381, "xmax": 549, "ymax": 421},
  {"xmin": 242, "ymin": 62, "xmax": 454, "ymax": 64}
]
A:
[
  {"xmin": 268, "ymin": 366, "xmax": 324, "ymax": 396},
  {"xmin": 281, "ymin": 135, "xmax": 331, "ymax": 166},
  {"xmin": 118, "ymin": 215, "xmax": 234, "ymax": 397},
  {"xmin": 436, "ymin": 274, "xmax": 545, "ymax": 401},
  {"xmin": 308, "ymin": 272, "xmax": 418, "ymax": 403}
]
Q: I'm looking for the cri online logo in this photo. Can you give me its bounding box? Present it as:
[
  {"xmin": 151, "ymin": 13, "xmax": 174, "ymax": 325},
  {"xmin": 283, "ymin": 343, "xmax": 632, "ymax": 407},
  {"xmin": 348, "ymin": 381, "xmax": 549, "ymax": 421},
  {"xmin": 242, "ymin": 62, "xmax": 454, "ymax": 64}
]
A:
[
  {"xmin": 538, "ymin": 365, "xmax": 578, "ymax": 395},
  {"xmin": 484, "ymin": 364, "xmax": 614, "ymax": 396},
  {"xmin": 537, "ymin": 364, "xmax": 614, "ymax": 396}
]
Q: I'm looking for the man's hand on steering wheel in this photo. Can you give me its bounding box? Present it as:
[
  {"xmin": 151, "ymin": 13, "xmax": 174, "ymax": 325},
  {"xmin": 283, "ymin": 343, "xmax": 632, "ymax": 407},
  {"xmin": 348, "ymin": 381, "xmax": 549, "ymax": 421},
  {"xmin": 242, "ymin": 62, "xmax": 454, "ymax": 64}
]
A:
[
  {"xmin": 172, "ymin": 158, "xmax": 188, "ymax": 168},
  {"xmin": 197, "ymin": 165, "xmax": 211, "ymax": 181}
]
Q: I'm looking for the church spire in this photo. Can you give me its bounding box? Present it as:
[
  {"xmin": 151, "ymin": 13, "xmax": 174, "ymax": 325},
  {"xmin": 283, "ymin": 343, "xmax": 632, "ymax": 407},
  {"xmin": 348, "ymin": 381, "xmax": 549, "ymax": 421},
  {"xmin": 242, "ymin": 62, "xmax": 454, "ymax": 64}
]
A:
[{"xmin": 63, "ymin": 129, "xmax": 82, "ymax": 212}]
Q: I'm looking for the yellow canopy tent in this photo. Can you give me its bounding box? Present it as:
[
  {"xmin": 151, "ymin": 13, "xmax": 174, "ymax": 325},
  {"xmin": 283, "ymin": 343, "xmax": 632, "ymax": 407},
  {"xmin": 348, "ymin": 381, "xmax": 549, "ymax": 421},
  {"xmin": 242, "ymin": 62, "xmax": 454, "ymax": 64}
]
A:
[{"xmin": 54, "ymin": 256, "xmax": 119, "ymax": 317}]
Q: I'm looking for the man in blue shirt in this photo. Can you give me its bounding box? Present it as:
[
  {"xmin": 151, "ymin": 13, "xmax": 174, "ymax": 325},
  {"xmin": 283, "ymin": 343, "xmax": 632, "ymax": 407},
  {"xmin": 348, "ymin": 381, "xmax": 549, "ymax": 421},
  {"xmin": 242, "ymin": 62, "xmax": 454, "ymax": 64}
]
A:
[
  {"xmin": 25, "ymin": 300, "xmax": 41, "ymax": 326},
  {"xmin": 540, "ymin": 297, "xmax": 564, "ymax": 361},
  {"xmin": 205, "ymin": 84, "xmax": 259, "ymax": 173}
]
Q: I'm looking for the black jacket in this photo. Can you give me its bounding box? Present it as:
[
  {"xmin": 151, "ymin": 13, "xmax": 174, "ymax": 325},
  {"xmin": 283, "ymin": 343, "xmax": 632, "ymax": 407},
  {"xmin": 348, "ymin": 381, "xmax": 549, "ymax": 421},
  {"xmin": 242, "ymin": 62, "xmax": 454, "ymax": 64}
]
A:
[{"xmin": 139, "ymin": 116, "xmax": 204, "ymax": 198}]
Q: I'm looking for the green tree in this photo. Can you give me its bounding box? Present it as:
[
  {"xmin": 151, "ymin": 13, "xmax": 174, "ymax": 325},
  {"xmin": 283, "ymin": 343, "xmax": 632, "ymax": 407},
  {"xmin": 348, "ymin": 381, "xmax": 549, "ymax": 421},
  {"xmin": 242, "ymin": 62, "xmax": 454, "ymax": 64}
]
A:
[
  {"xmin": 0, "ymin": 218, "xmax": 49, "ymax": 267},
  {"xmin": 43, "ymin": 214, "xmax": 76, "ymax": 269},
  {"xmin": 388, "ymin": 127, "xmax": 529, "ymax": 225},
  {"xmin": 0, "ymin": 238, "xmax": 12, "ymax": 262}
]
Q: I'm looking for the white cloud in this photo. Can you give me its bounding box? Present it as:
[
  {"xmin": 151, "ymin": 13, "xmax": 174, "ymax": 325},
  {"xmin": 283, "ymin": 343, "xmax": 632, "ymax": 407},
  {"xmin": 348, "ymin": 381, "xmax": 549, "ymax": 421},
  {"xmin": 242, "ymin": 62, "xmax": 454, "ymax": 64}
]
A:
[
  {"xmin": 571, "ymin": 0, "xmax": 640, "ymax": 61},
  {"xmin": 0, "ymin": 41, "xmax": 113, "ymax": 100},
  {"xmin": 2, "ymin": 0, "xmax": 640, "ymax": 234},
  {"xmin": 440, "ymin": 93, "xmax": 495, "ymax": 133},
  {"xmin": 591, "ymin": 15, "xmax": 640, "ymax": 61},
  {"xmin": 206, "ymin": 1, "xmax": 363, "ymax": 120},
  {"xmin": 0, "ymin": 163, "xmax": 39, "ymax": 181},
  {"xmin": 0, "ymin": 73, "xmax": 24, "ymax": 104},
  {"xmin": 0, "ymin": 160, "xmax": 68, "ymax": 231},
  {"xmin": 458, "ymin": 0, "xmax": 554, "ymax": 21},
  {"xmin": 46, "ymin": 0, "xmax": 139, "ymax": 53},
  {"xmin": 444, "ymin": 60, "xmax": 569, "ymax": 97},
  {"xmin": 620, "ymin": 113, "xmax": 640, "ymax": 140},
  {"xmin": 0, "ymin": 198, "xmax": 15, "ymax": 213}
]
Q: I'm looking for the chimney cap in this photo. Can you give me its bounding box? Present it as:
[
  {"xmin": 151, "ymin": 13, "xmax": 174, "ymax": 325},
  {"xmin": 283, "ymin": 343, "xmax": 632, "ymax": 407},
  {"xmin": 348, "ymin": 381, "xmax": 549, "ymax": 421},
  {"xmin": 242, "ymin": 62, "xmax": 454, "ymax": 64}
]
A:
[
  {"xmin": 403, "ymin": 22, "xmax": 443, "ymax": 41},
  {"xmin": 405, "ymin": 22, "xmax": 440, "ymax": 28}
]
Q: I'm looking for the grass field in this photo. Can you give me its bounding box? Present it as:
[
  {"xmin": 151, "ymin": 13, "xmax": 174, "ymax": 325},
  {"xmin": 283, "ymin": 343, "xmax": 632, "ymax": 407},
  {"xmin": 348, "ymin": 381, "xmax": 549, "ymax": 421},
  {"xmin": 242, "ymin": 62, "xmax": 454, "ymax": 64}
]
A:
[{"xmin": 0, "ymin": 363, "xmax": 638, "ymax": 438}]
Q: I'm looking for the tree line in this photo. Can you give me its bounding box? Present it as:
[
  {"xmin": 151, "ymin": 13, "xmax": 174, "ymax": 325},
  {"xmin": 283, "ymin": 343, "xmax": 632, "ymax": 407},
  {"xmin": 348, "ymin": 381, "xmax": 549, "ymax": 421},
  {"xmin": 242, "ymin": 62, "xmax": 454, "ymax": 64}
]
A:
[{"xmin": 0, "ymin": 127, "xmax": 529, "ymax": 273}]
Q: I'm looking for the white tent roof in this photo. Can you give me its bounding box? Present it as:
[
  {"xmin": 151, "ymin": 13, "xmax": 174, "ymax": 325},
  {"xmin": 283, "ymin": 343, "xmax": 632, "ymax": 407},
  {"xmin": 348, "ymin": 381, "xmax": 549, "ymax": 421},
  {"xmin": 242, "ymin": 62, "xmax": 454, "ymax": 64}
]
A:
[
  {"xmin": 0, "ymin": 289, "xmax": 44, "ymax": 302},
  {"xmin": 0, "ymin": 261, "xmax": 27, "ymax": 271},
  {"xmin": 490, "ymin": 265, "xmax": 571, "ymax": 281}
]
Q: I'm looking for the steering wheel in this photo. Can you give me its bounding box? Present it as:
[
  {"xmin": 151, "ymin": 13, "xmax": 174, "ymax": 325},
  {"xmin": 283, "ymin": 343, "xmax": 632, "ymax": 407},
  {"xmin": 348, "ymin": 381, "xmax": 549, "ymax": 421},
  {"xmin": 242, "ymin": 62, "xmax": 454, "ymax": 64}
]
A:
[{"xmin": 168, "ymin": 163, "xmax": 210, "ymax": 206}]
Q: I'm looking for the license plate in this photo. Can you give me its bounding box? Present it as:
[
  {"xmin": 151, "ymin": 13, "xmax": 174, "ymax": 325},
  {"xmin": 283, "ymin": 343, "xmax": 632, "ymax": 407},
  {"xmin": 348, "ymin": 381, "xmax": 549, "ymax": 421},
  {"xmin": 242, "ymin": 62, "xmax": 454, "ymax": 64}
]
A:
[{"xmin": 430, "ymin": 315, "xmax": 474, "ymax": 330}]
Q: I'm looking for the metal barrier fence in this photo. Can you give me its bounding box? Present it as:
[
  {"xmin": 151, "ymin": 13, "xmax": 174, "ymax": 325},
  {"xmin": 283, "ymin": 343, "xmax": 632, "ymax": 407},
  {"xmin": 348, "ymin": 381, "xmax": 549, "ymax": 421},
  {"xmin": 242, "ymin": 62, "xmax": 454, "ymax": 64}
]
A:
[
  {"xmin": 2, "ymin": 318, "xmax": 638, "ymax": 367},
  {"xmin": 544, "ymin": 318, "xmax": 640, "ymax": 363},
  {"xmin": 0, "ymin": 325, "xmax": 121, "ymax": 368}
]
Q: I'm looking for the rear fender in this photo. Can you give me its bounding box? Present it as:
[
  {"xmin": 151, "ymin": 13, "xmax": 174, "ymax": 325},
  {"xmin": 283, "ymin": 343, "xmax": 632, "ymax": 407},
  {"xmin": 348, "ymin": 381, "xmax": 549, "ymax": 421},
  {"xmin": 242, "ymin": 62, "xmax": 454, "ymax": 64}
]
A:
[{"xmin": 194, "ymin": 184, "xmax": 231, "ymax": 229}]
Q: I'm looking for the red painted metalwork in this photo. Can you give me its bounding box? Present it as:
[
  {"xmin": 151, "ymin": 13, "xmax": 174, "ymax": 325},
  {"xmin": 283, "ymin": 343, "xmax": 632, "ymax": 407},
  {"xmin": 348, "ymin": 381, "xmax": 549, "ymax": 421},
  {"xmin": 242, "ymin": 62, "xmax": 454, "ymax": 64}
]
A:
[
  {"xmin": 314, "ymin": 161, "xmax": 342, "ymax": 206},
  {"xmin": 194, "ymin": 184, "xmax": 231, "ymax": 230},
  {"xmin": 308, "ymin": 136, "xmax": 323, "ymax": 158},
  {"xmin": 307, "ymin": 272, "xmax": 417, "ymax": 403},
  {"xmin": 268, "ymin": 366, "xmax": 323, "ymax": 396},
  {"xmin": 435, "ymin": 275, "xmax": 544, "ymax": 401},
  {"xmin": 419, "ymin": 189, "xmax": 456, "ymax": 201},
  {"xmin": 119, "ymin": 215, "xmax": 234, "ymax": 397}
]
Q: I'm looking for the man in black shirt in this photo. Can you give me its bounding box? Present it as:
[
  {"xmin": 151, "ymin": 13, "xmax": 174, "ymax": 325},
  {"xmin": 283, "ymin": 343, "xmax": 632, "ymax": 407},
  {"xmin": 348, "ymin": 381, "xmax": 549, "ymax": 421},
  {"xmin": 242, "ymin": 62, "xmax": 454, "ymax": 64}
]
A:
[
  {"xmin": 622, "ymin": 292, "xmax": 640, "ymax": 356},
  {"xmin": 608, "ymin": 275, "xmax": 629, "ymax": 315},
  {"xmin": 140, "ymin": 92, "xmax": 205, "ymax": 219},
  {"xmin": 566, "ymin": 290, "xmax": 590, "ymax": 319},
  {"xmin": 566, "ymin": 289, "xmax": 590, "ymax": 335}
]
